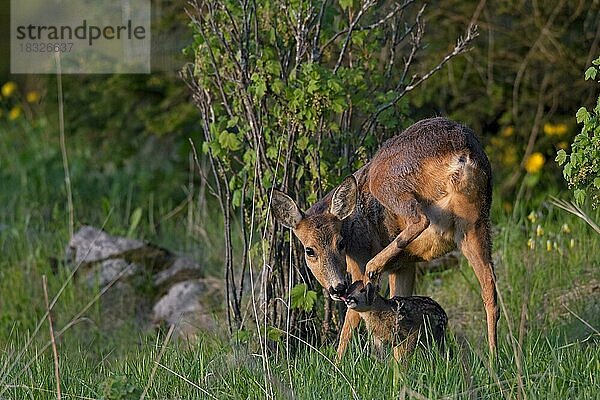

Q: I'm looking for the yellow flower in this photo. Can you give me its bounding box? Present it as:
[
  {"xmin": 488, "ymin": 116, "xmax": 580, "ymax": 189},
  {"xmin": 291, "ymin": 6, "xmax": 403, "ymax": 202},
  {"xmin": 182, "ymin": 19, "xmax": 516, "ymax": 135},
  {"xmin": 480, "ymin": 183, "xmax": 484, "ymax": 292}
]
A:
[
  {"xmin": 501, "ymin": 126, "xmax": 515, "ymax": 137},
  {"xmin": 26, "ymin": 91, "xmax": 40, "ymax": 103},
  {"xmin": 569, "ymin": 238, "xmax": 575, "ymax": 248},
  {"xmin": 1, "ymin": 81, "xmax": 17, "ymax": 98},
  {"xmin": 536, "ymin": 225, "xmax": 544, "ymax": 237},
  {"xmin": 544, "ymin": 122, "xmax": 568, "ymax": 137},
  {"xmin": 527, "ymin": 211, "xmax": 538, "ymax": 223},
  {"xmin": 527, "ymin": 238, "xmax": 535, "ymax": 250},
  {"xmin": 555, "ymin": 123, "xmax": 568, "ymax": 136},
  {"xmin": 8, "ymin": 106, "xmax": 22, "ymax": 120},
  {"xmin": 525, "ymin": 152, "xmax": 545, "ymax": 174},
  {"xmin": 546, "ymin": 240, "xmax": 552, "ymax": 252},
  {"xmin": 561, "ymin": 223, "xmax": 571, "ymax": 234}
]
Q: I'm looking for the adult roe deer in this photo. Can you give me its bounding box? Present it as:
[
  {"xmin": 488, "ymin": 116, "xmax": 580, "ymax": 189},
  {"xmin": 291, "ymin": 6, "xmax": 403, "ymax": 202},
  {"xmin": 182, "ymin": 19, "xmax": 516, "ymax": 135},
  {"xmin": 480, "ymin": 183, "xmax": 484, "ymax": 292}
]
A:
[{"xmin": 272, "ymin": 117, "xmax": 498, "ymax": 358}]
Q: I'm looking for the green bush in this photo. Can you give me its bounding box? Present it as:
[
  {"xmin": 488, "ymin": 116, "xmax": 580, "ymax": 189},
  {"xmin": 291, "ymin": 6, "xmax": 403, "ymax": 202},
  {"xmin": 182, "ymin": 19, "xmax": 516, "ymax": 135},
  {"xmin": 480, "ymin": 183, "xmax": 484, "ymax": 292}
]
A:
[{"xmin": 556, "ymin": 56, "xmax": 600, "ymax": 207}]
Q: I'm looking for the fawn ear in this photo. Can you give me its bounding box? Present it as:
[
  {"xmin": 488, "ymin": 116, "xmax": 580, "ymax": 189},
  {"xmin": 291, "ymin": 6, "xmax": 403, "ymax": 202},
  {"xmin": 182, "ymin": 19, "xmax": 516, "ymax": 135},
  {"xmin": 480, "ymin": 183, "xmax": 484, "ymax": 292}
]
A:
[
  {"xmin": 272, "ymin": 190, "xmax": 304, "ymax": 229},
  {"xmin": 330, "ymin": 175, "xmax": 357, "ymax": 220}
]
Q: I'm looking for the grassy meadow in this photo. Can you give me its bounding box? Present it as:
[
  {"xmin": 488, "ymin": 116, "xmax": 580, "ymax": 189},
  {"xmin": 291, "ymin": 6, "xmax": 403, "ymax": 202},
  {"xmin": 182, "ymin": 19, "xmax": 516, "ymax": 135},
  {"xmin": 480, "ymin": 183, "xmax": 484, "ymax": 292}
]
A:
[{"xmin": 0, "ymin": 110, "xmax": 599, "ymax": 400}]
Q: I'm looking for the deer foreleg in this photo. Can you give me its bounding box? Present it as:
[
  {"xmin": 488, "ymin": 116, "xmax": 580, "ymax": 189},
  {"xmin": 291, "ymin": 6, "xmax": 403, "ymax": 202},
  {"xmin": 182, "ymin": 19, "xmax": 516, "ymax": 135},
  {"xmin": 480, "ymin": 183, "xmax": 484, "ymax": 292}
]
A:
[
  {"xmin": 336, "ymin": 308, "xmax": 361, "ymax": 359},
  {"xmin": 364, "ymin": 212, "xmax": 429, "ymax": 285}
]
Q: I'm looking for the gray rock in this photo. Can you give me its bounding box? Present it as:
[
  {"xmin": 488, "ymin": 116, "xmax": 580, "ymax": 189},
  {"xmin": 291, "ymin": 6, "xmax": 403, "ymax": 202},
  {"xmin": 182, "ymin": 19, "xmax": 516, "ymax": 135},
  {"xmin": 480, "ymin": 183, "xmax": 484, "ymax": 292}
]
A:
[
  {"xmin": 64, "ymin": 225, "xmax": 220, "ymax": 341},
  {"xmin": 94, "ymin": 259, "xmax": 141, "ymax": 287},
  {"xmin": 152, "ymin": 278, "xmax": 222, "ymax": 339},
  {"xmin": 153, "ymin": 256, "xmax": 203, "ymax": 288},
  {"xmin": 66, "ymin": 225, "xmax": 146, "ymax": 265},
  {"xmin": 67, "ymin": 226, "xmax": 203, "ymax": 287}
]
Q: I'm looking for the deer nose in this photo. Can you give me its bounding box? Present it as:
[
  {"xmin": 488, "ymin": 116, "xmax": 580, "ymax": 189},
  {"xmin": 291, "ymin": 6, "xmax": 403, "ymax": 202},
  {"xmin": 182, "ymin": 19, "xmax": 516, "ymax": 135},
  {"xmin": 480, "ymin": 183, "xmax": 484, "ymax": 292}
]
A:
[{"xmin": 329, "ymin": 282, "xmax": 347, "ymax": 297}]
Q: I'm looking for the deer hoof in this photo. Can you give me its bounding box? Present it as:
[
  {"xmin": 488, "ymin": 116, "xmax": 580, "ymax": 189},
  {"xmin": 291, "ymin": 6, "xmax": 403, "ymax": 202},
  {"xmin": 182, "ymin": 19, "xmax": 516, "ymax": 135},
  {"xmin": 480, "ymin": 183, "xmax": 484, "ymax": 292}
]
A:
[{"xmin": 367, "ymin": 270, "xmax": 380, "ymax": 282}]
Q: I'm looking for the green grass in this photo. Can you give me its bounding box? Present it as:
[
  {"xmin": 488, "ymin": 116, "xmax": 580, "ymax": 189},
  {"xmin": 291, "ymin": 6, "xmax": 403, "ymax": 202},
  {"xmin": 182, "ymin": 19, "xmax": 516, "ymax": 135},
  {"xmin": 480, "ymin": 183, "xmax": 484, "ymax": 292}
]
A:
[{"xmin": 1, "ymin": 117, "xmax": 599, "ymax": 399}]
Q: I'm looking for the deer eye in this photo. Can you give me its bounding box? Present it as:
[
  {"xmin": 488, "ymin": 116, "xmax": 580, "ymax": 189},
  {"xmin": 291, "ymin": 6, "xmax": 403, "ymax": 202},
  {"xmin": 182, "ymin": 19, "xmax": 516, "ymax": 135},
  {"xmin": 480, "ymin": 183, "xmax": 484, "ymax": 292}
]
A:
[
  {"xmin": 305, "ymin": 247, "xmax": 316, "ymax": 258},
  {"xmin": 338, "ymin": 239, "xmax": 346, "ymax": 251}
]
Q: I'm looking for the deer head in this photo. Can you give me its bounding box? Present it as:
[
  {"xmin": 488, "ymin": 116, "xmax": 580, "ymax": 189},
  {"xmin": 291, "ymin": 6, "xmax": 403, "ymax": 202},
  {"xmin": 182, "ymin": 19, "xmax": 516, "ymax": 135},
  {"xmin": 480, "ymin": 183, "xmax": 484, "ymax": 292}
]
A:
[{"xmin": 271, "ymin": 176, "xmax": 358, "ymax": 300}]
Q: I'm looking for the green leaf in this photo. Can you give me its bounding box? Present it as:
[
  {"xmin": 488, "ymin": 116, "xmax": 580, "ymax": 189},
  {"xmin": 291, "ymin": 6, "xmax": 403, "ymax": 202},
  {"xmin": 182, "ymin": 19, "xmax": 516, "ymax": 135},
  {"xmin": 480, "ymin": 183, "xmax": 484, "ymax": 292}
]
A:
[
  {"xmin": 290, "ymin": 283, "xmax": 317, "ymax": 312},
  {"xmin": 232, "ymin": 189, "xmax": 242, "ymax": 208},
  {"xmin": 576, "ymin": 107, "xmax": 590, "ymax": 124},
  {"xmin": 306, "ymin": 80, "xmax": 319, "ymax": 94},
  {"xmin": 267, "ymin": 326, "xmax": 283, "ymax": 342},
  {"xmin": 594, "ymin": 177, "xmax": 600, "ymax": 189},
  {"xmin": 563, "ymin": 163, "xmax": 572, "ymax": 179},
  {"xmin": 574, "ymin": 189, "xmax": 586, "ymax": 206},
  {"xmin": 232, "ymin": 329, "xmax": 251, "ymax": 344},
  {"xmin": 226, "ymin": 116, "xmax": 239, "ymax": 128},
  {"xmin": 585, "ymin": 67, "xmax": 597, "ymax": 81},
  {"xmin": 296, "ymin": 165, "xmax": 305, "ymax": 180},
  {"xmin": 271, "ymin": 79, "xmax": 284, "ymax": 95},
  {"xmin": 555, "ymin": 149, "xmax": 567, "ymax": 165},
  {"xmin": 265, "ymin": 60, "xmax": 281, "ymax": 76},
  {"xmin": 327, "ymin": 80, "xmax": 343, "ymax": 92},
  {"xmin": 297, "ymin": 136, "xmax": 310, "ymax": 151},
  {"xmin": 127, "ymin": 207, "xmax": 142, "ymax": 237},
  {"xmin": 331, "ymin": 97, "xmax": 347, "ymax": 113},
  {"xmin": 250, "ymin": 73, "xmax": 267, "ymax": 99},
  {"xmin": 219, "ymin": 131, "xmax": 242, "ymax": 151},
  {"xmin": 339, "ymin": 0, "xmax": 353, "ymax": 10}
]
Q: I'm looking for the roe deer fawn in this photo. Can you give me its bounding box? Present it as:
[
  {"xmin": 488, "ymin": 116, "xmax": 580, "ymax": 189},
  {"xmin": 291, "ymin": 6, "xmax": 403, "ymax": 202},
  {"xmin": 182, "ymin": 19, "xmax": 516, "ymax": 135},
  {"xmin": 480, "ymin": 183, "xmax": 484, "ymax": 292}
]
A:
[
  {"xmin": 343, "ymin": 280, "xmax": 447, "ymax": 362},
  {"xmin": 272, "ymin": 117, "xmax": 498, "ymax": 359}
]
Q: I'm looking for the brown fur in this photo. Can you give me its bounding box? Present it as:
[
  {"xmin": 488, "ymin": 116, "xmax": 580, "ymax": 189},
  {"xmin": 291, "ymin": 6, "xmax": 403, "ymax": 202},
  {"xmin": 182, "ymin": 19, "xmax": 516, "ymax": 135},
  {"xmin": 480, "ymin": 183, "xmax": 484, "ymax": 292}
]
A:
[
  {"xmin": 344, "ymin": 281, "xmax": 447, "ymax": 362},
  {"xmin": 272, "ymin": 117, "xmax": 498, "ymax": 359}
]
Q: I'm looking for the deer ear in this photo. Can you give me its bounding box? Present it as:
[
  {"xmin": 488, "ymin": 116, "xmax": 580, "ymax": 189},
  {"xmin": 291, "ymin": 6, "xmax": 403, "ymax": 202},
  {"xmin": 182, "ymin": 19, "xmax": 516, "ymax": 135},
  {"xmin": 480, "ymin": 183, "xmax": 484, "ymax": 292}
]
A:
[
  {"xmin": 330, "ymin": 175, "xmax": 357, "ymax": 220},
  {"xmin": 271, "ymin": 190, "xmax": 304, "ymax": 229}
]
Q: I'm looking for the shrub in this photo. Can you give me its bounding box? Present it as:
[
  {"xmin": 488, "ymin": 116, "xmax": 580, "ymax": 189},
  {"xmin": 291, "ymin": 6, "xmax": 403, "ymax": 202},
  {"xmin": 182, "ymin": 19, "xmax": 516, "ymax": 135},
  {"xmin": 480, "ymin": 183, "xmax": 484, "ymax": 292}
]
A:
[{"xmin": 556, "ymin": 56, "xmax": 600, "ymax": 207}]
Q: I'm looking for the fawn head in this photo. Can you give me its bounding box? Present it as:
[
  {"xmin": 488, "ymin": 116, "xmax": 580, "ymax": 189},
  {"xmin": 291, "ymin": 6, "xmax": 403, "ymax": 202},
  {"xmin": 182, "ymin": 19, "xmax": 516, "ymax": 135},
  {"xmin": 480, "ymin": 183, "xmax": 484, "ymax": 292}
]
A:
[
  {"xmin": 271, "ymin": 176, "xmax": 357, "ymax": 300},
  {"xmin": 342, "ymin": 280, "xmax": 373, "ymax": 312}
]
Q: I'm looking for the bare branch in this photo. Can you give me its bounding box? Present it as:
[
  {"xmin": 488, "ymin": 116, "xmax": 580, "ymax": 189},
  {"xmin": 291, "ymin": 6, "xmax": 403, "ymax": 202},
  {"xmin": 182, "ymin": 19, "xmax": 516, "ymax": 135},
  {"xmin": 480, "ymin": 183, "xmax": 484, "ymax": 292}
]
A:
[
  {"xmin": 511, "ymin": 0, "xmax": 566, "ymax": 122},
  {"xmin": 185, "ymin": 5, "xmax": 234, "ymax": 118},
  {"xmin": 311, "ymin": 0, "xmax": 329, "ymax": 62},
  {"xmin": 347, "ymin": 23, "xmax": 478, "ymax": 168},
  {"xmin": 397, "ymin": 4, "xmax": 426, "ymax": 90},
  {"xmin": 323, "ymin": 0, "xmax": 414, "ymax": 53},
  {"xmin": 374, "ymin": 24, "xmax": 478, "ymax": 122},
  {"xmin": 333, "ymin": 0, "xmax": 377, "ymax": 74}
]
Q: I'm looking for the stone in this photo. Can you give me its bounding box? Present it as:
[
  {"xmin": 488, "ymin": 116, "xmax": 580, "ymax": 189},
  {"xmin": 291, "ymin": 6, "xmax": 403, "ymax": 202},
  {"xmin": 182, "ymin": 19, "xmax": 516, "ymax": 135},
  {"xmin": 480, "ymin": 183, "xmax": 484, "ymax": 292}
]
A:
[
  {"xmin": 152, "ymin": 278, "xmax": 222, "ymax": 339},
  {"xmin": 153, "ymin": 256, "xmax": 203, "ymax": 288},
  {"xmin": 66, "ymin": 225, "xmax": 146, "ymax": 265},
  {"xmin": 64, "ymin": 225, "xmax": 221, "ymax": 340}
]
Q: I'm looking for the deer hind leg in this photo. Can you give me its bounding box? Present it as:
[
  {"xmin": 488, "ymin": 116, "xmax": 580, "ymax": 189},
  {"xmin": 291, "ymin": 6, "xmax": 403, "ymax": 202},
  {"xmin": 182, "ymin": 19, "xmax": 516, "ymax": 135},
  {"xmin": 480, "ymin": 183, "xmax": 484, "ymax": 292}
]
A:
[
  {"xmin": 393, "ymin": 332, "xmax": 419, "ymax": 364},
  {"xmin": 364, "ymin": 195, "xmax": 429, "ymax": 286},
  {"xmin": 458, "ymin": 219, "xmax": 499, "ymax": 355}
]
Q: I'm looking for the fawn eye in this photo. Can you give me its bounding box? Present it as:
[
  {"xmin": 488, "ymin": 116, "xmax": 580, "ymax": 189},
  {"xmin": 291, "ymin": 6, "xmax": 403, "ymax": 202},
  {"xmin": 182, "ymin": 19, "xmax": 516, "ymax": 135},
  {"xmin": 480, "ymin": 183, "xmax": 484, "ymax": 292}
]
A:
[
  {"xmin": 338, "ymin": 239, "xmax": 346, "ymax": 251},
  {"xmin": 305, "ymin": 247, "xmax": 316, "ymax": 258}
]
